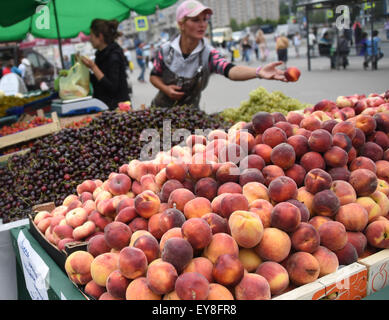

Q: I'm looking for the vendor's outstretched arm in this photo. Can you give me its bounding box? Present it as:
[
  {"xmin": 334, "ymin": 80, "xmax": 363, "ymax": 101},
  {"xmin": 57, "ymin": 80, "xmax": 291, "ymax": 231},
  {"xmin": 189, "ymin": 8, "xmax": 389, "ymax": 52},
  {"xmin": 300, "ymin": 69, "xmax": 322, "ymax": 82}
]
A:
[{"xmin": 228, "ymin": 61, "xmax": 288, "ymax": 82}]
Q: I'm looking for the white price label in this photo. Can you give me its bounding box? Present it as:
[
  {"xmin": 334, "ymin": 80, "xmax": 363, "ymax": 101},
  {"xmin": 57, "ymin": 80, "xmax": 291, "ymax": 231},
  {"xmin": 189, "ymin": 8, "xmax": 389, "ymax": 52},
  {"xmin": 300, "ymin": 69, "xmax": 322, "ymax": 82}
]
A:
[{"xmin": 17, "ymin": 230, "xmax": 50, "ymax": 300}]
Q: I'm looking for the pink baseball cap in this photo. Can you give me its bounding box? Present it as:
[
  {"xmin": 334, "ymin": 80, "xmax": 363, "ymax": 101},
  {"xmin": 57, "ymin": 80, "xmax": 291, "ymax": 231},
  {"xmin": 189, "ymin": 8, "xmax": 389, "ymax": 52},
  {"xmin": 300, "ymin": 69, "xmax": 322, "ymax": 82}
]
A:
[{"xmin": 176, "ymin": 0, "xmax": 213, "ymax": 23}]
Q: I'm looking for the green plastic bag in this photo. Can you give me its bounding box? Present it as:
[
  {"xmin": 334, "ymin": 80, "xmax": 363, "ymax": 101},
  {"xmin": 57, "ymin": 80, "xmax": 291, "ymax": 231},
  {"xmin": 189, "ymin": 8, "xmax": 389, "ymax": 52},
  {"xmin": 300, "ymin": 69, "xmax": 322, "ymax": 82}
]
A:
[{"xmin": 59, "ymin": 56, "xmax": 90, "ymax": 100}]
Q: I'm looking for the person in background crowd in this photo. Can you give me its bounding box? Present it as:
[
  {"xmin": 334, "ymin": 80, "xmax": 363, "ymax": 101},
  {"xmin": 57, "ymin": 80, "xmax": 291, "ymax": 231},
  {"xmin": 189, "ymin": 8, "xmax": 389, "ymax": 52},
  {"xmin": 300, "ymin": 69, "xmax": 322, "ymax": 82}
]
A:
[
  {"xmin": 336, "ymin": 33, "xmax": 350, "ymax": 69},
  {"xmin": 10, "ymin": 60, "xmax": 22, "ymax": 77},
  {"xmin": 63, "ymin": 55, "xmax": 71, "ymax": 69},
  {"xmin": 276, "ymin": 33, "xmax": 289, "ymax": 69},
  {"xmin": 293, "ymin": 32, "xmax": 302, "ymax": 58},
  {"xmin": 123, "ymin": 47, "xmax": 134, "ymax": 72},
  {"xmin": 385, "ymin": 17, "xmax": 389, "ymax": 40},
  {"xmin": 149, "ymin": 0, "xmax": 288, "ymax": 109},
  {"xmin": 241, "ymin": 34, "xmax": 252, "ymax": 64},
  {"xmin": 364, "ymin": 30, "xmax": 382, "ymax": 70},
  {"xmin": 359, "ymin": 32, "xmax": 369, "ymax": 57},
  {"xmin": 308, "ymin": 29, "xmax": 317, "ymax": 57},
  {"xmin": 18, "ymin": 56, "xmax": 36, "ymax": 90},
  {"xmin": 353, "ymin": 20, "xmax": 363, "ymax": 55},
  {"xmin": 227, "ymin": 39, "xmax": 235, "ymax": 63},
  {"xmin": 2, "ymin": 62, "xmax": 12, "ymax": 76},
  {"xmin": 255, "ymin": 28, "xmax": 268, "ymax": 62},
  {"xmin": 135, "ymin": 40, "xmax": 146, "ymax": 83},
  {"xmin": 81, "ymin": 18, "xmax": 130, "ymax": 110}
]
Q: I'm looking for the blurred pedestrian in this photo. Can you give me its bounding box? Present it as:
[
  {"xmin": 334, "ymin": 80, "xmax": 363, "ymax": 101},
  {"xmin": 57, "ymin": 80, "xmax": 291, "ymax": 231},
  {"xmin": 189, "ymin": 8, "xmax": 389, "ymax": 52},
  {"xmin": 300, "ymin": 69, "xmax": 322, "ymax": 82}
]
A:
[
  {"xmin": 308, "ymin": 30, "xmax": 317, "ymax": 57},
  {"xmin": 293, "ymin": 32, "xmax": 302, "ymax": 58},
  {"xmin": 2, "ymin": 62, "xmax": 12, "ymax": 76},
  {"xmin": 149, "ymin": 0, "xmax": 288, "ymax": 109},
  {"xmin": 81, "ymin": 19, "xmax": 130, "ymax": 110},
  {"xmin": 276, "ymin": 33, "xmax": 289, "ymax": 69},
  {"xmin": 353, "ymin": 20, "xmax": 363, "ymax": 55},
  {"xmin": 63, "ymin": 55, "xmax": 71, "ymax": 69},
  {"xmin": 227, "ymin": 40, "xmax": 235, "ymax": 63},
  {"xmin": 364, "ymin": 30, "xmax": 382, "ymax": 70},
  {"xmin": 241, "ymin": 34, "xmax": 252, "ymax": 64},
  {"xmin": 359, "ymin": 32, "xmax": 368, "ymax": 57},
  {"xmin": 255, "ymin": 28, "xmax": 268, "ymax": 62},
  {"xmin": 18, "ymin": 56, "xmax": 36, "ymax": 90},
  {"xmin": 135, "ymin": 40, "xmax": 146, "ymax": 82},
  {"xmin": 336, "ymin": 33, "xmax": 350, "ymax": 69},
  {"xmin": 319, "ymin": 31, "xmax": 336, "ymax": 69},
  {"xmin": 385, "ymin": 17, "xmax": 389, "ymax": 40}
]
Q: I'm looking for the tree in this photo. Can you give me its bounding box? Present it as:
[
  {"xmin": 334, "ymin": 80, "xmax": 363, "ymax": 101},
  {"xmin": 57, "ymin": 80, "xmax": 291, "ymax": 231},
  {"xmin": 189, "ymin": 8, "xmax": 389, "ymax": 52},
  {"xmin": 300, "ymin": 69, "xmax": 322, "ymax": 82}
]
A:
[{"xmin": 230, "ymin": 18, "xmax": 239, "ymax": 31}]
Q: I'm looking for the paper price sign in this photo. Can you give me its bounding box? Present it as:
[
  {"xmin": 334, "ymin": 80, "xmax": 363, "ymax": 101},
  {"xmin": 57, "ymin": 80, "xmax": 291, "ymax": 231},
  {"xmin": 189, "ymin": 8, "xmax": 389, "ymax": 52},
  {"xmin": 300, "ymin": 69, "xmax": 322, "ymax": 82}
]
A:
[{"xmin": 17, "ymin": 230, "xmax": 50, "ymax": 300}]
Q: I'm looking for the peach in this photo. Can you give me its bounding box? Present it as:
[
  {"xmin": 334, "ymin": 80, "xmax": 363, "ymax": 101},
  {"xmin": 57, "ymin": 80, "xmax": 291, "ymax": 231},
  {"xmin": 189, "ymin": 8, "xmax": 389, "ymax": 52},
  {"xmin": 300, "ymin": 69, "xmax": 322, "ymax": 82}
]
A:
[
  {"xmin": 230, "ymin": 130, "xmax": 255, "ymax": 153},
  {"xmin": 249, "ymin": 199, "xmax": 274, "ymax": 228},
  {"xmin": 160, "ymin": 179, "xmax": 184, "ymax": 203},
  {"xmin": 300, "ymin": 152, "xmax": 326, "ymax": 172},
  {"xmin": 286, "ymin": 199, "xmax": 310, "ymax": 222},
  {"xmin": 63, "ymin": 194, "xmax": 79, "ymax": 206},
  {"xmin": 370, "ymin": 190, "xmax": 389, "ymax": 217},
  {"xmin": 272, "ymin": 112, "xmax": 287, "ymax": 123},
  {"xmin": 239, "ymin": 168, "xmax": 265, "ymax": 186},
  {"xmin": 125, "ymin": 277, "xmax": 161, "ymax": 300},
  {"xmin": 65, "ymin": 207, "xmax": 88, "ymax": 228},
  {"xmin": 207, "ymin": 283, "xmax": 234, "ymax": 300},
  {"xmin": 201, "ymin": 213, "xmax": 229, "ymax": 235},
  {"xmin": 270, "ymin": 202, "xmax": 301, "ymax": 232},
  {"xmin": 182, "ymin": 257, "xmax": 213, "ymax": 283},
  {"xmin": 181, "ymin": 218, "xmax": 212, "ymax": 250},
  {"xmin": 352, "ymin": 128, "xmax": 366, "ymax": 149},
  {"xmin": 162, "ymin": 290, "xmax": 181, "ymax": 300},
  {"xmin": 274, "ymin": 121, "xmax": 293, "ymax": 137},
  {"xmin": 228, "ymin": 210, "xmax": 264, "ymax": 248},
  {"xmin": 286, "ymin": 111, "xmax": 304, "ymax": 126},
  {"xmin": 79, "ymin": 192, "xmax": 94, "ymax": 204},
  {"xmin": 348, "ymin": 146, "xmax": 357, "ymax": 165},
  {"xmin": 270, "ymin": 143, "xmax": 296, "ymax": 170},
  {"xmin": 368, "ymin": 131, "xmax": 389, "ymax": 150},
  {"xmin": 252, "ymin": 111, "xmax": 274, "ymax": 134},
  {"xmin": 354, "ymin": 114, "xmax": 377, "ymax": 136},
  {"xmin": 72, "ymin": 221, "xmax": 96, "ymax": 241},
  {"xmin": 330, "ymin": 180, "xmax": 357, "ymax": 205},
  {"xmin": 308, "ymin": 129, "xmax": 333, "ymax": 153},
  {"xmin": 207, "ymin": 129, "xmax": 228, "ymax": 141},
  {"xmin": 324, "ymin": 146, "xmax": 349, "ymax": 168},
  {"xmin": 90, "ymin": 252, "xmax": 119, "ymax": 287},
  {"xmin": 218, "ymin": 182, "xmax": 242, "ymax": 195},
  {"xmin": 312, "ymin": 246, "xmax": 339, "ymax": 277},
  {"xmin": 335, "ymin": 203, "xmax": 369, "ymax": 232},
  {"xmin": 106, "ymin": 269, "xmax": 131, "ymax": 299},
  {"xmin": 84, "ymin": 280, "xmax": 106, "ymax": 299},
  {"xmin": 347, "ymin": 232, "xmax": 367, "ymax": 257},
  {"xmin": 77, "ymin": 180, "xmax": 97, "ymax": 195},
  {"xmin": 319, "ymin": 221, "xmax": 348, "ymax": 251},
  {"xmin": 356, "ymin": 197, "xmax": 383, "ymax": 223},
  {"xmin": 186, "ymin": 134, "xmax": 207, "ymax": 147},
  {"xmin": 285, "ymin": 164, "xmax": 306, "ymax": 187},
  {"xmin": 262, "ymin": 165, "xmax": 285, "ymax": 186},
  {"xmin": 195, "ymin": 177, "xmax": 218, "ymax": 200},
  {"xmin": 296, "ymin": 187, "xmax": 315, "ymax": 215},
  {"xmin": 211, "ymin": 193, "xmax": 229, "ymax": 215},
  {"xmin": 104, "ymin": 221, "xmax": 132, "ymax": 250},
  {"xmin": 254, "ymin": 228, "xmax": 291, "ymax": 263},
  {"xmin": 300, "ymin": 115, "xmax": 321, "ymax": 132},
  {"xmin": 332, "ymin": 132, "xmax": 352, "ymax": 152},
  {"xmin": 108, "ymin": 174, "xmax": 132, "ymax": 196},
  {"xmin": 268, "ymin": 176, "xmax": 298, "ymax": 203},
  {"xmin": 206, "ymin": 138, "xmax": 228, "ymax": 159},
  {"xmin": 115, "ymin": 204, "xmax": 137, "ymax": 225},
  {"xmin": 57, "ymin": 238, "xmax": 76, "ymax": 251},
  {"xmin": 332, "ymin": 120, "xmax": 356, "ymax": 140},
  {"xmin": 239, "ymin": 154, "xmax": 266, "ymax": 171},
  {"xmin": 243, "ymin": 182, "xmax": 269, "ymax": 204},
  {"xmin": 308, "ymin": 216, "xmax": 332, "ymax": 231},
  {"xmin": 376, "ymin": 160, "xmax": 389, "ymax": 182},
  {"xmin": 215, "ymin": 162, "xmax": 240, "ymax": 183},
  {"xmin": 96, "ymin": 198, "xmax": 116, "ymax": 217},
  {"xmin": 238, "ymin": 248, "xmax": 262, "ymax": 272},
  {"xmin": 52, "ymin": 224, "xmax": 73, "ymax": 244},
  {"xmin": 159, "ymin": 227, "xmax": 183, "ymax": 252},
  {"xmin": 188, "ymin": 153, "xmax": 213, "ymax": 180},
  {"xmin": 165, "ymin": 161, "xmax": 187, "ymax": 183},
  {"xmin": 220, "ymin": 193, "xmax": 249, "ymax": 219},
  {"xmin": 133, "ymin": 234, "xmax": 160, "ymax": 264},
  {"xmin": 234, "ymin": 273, "xmax": 271, "ymax": 300},
  {"xmin": 175, "ymin": 272, "xmax": 209, "ymax": 300},
  {"xmin": 183, "ymin": 197, "xmax": 212, "ymax": 219},
  {"xmin": 312, "ymin": 189, "xmax": 340, "ymax": 217},
  {"xmin": 349, "ymin": 169, "xmax": 378, "ymax": 197},
  {"xmin": 255, "ymin": 261, "xmax": 289, "ymax": 295},
  {"xmin": 51, "ymin": 206, "xmax": 69, "ymax": 217},
  {"xmin": 291, "ymin": 222, "xmax": 320, "ymax": 253},
  {"xmin": 295, "ymin": 127, "xmax": 312, "ymax": 139},
  {"xmin": 87, "ymin": 234, "xmax": 111, "ymax": 257},
  {"xmin": 262, "ymin": 127, "xmax": 287, "ymax": 148},
  {"xmin": 168, "ymin": 188, "xmax": 195, "ymax": 212},
  {"xmin": 134, "ymin": 190, "xmax": 160, "ymax": 219},
  {"xmin": 118, "ymin": 246, "xmax": 147, "ymax": 279},
  {"xmin": 286, "ymin": 252, "xmax": 320, "ymax": 286},
  {"xmin": 140, "ymin": 174, "xmax": 160, "ymax": 194},
  {"xmin": 146, "ymin": 260, "xmax": 178, "ymax": 295},
  {"xmin": 159, "ymin": 208, "xmax": 186, "ymax": 234},
  {"xmin": 287, "ymin": 135, "xmax": 310, "ymax": 159},
  {"xmin": 251, "ymin": 144, "xmax": 272, "ymax": 164},
  {"xmin": 128, "ymin": 217, "xmax": 148, "ymax": 233},
  {"xmin": 65, "ymin": 251, "xmax": 94, "ymax": 285},
  {"xmin": 334, "ymin": 242, "xmax": 358, "ymax": 265},
  {"xmin": 161, "ymin": 237, "xmax": 193, "ymax": 273},
  {"xmin": 203, "ymin": 233, "xmax": 239, "ymax": 264},
  {"xmin": 365, "ymin": 220, "xmax": 389, "ymax": 249},
  {"xmin": 359, "ymin": 142, "xmax": 384, "ymax": 162},
  {"xmin": 213, "ymin": 254, "xmax": 244, "ymax": 287},
  {"xmin": 377, "ymin": 179, "xmax": 389, "ymax": 197},
  {"xmin": 329, "ymin": 167, "xmax": 351, "ymax": 182},
  {"xmin": 374, "ymin": 112, "xmax": 389, "ymax": 133}
]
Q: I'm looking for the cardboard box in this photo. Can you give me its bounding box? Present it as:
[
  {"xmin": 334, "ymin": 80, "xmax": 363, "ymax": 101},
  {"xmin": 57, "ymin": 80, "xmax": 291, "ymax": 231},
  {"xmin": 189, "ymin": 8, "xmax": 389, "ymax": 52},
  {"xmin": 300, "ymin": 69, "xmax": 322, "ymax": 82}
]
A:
[
  {"xmin": 358, "ymin": 249, "xmax": 389, "ymax": 296},
  {"xmin": 28, "ymin": 205, "xmax": 87, "ymax": 274},
  {"xmin": 272, "ymin": 281, "xmax": 325, "ymax": 300},
  {"xmin": 312, "ymin": 263, "xmax": 368, "ymax": 300}
]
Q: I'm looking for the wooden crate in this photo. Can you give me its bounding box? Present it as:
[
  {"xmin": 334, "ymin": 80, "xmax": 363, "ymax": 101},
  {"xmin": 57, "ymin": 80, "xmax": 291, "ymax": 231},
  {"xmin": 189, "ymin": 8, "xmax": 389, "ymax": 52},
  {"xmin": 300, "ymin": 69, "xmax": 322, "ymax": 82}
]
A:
[
  {"xmin": 0, "ymin": 111, "xmax": 61, "ymax": 150},
  {"xmin": 0, "ymin": 148, "xmax": 31, "ymax": 163},
  {"xmin": 358, "ymin": 249, "xmax": 389, "ymax": 296},
  {"xmin": 272, "ymin": 281, "xmax": 325, "ymax": 300}
]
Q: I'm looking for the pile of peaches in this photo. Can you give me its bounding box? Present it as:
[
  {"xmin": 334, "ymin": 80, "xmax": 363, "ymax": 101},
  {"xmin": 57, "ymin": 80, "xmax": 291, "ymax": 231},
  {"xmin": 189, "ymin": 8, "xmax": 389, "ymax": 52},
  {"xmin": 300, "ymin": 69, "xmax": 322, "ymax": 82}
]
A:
[{"xmin": 33, "ymin": 90, "xmax": 389, "ymax": 300}]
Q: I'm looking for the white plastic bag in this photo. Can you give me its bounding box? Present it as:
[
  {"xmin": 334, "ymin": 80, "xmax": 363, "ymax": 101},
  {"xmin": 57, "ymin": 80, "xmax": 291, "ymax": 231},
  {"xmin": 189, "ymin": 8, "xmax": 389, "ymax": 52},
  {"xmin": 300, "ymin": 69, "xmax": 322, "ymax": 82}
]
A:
[{"xmin": 59, "ymin": 56, "xmax": 90, "ymax": 100}]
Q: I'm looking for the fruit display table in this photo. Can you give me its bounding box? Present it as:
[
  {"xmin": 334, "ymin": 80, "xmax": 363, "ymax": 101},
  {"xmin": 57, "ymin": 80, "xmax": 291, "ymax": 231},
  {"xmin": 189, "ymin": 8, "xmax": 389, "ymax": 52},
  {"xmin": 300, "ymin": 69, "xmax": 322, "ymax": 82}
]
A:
[{"xmin": 10, "ymin": 225, "xmax": 86, "ymax": 300}]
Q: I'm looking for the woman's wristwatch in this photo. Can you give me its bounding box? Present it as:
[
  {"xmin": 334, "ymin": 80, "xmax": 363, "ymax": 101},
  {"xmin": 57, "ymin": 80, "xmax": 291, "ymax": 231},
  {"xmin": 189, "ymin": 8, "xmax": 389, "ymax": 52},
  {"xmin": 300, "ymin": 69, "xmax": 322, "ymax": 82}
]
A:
[{"xmin": 256, "ymin": 66, "xmax": 262, "ymax": 79}]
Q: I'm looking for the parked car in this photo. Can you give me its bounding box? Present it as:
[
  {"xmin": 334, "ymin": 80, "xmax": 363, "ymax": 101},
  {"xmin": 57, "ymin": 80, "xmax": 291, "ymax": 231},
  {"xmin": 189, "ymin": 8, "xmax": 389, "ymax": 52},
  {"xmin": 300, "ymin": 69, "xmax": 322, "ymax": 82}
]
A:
[
  {"xmin": 259, "ymin": 24, "xmax": 275, "ymax": 34},
  {"xmin": 0, "ymin": 44, "xmax": 55, "ymax": 89}
]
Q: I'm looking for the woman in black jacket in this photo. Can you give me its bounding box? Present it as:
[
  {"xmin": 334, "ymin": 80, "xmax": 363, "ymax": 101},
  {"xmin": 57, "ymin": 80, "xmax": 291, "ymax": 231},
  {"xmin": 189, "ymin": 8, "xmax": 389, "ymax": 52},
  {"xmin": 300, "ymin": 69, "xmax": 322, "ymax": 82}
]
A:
[{"xmin": 81, "ymin": 19, "xmax": 130, "ymax": 110}]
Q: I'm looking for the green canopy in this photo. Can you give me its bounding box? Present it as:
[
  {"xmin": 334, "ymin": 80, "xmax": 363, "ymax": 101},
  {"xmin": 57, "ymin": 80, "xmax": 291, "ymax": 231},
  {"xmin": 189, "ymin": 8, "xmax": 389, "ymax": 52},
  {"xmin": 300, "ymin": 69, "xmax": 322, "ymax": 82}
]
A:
[{"xmin": 0, "ymin": 0, "xmax": 179, "ymax": 40}]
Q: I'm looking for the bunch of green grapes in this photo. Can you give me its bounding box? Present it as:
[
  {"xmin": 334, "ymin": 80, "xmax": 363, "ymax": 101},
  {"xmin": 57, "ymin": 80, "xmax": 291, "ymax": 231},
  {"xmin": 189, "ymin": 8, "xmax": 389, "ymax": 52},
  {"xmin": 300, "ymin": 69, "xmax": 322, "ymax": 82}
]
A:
[{"xmin": 221, "ymin": 87, "xmax": 312, "ymax": 123}]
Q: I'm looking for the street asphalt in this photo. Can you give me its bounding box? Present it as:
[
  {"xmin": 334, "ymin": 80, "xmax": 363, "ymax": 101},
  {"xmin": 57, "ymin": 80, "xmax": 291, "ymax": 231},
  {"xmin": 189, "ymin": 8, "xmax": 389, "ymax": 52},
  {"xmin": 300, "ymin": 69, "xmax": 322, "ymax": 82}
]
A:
[{"xmin": 129, "ymin": 35, "xmax": 389, "ymax": 114}]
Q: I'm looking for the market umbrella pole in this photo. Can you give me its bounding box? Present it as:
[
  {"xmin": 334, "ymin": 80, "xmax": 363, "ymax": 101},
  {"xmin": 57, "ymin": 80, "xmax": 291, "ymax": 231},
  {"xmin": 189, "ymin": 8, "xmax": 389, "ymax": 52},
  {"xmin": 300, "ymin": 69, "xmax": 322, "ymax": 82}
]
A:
[
  {"xmin": 306, "ymin": 6, "xmax": 311, "ymax": 71},
  {"xmin": 53, "ymin": 0, "xmax": 65, "ymax": 69}
]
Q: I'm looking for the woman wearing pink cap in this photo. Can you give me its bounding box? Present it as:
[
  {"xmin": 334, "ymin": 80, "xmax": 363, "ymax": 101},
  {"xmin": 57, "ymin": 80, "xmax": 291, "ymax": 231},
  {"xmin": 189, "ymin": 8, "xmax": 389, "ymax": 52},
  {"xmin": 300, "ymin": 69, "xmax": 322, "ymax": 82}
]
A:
[{"xmin": 150, "ymin": 0, "xmax": 289, "ymax": 109}]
